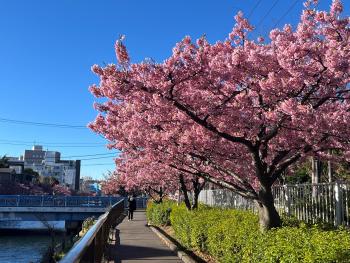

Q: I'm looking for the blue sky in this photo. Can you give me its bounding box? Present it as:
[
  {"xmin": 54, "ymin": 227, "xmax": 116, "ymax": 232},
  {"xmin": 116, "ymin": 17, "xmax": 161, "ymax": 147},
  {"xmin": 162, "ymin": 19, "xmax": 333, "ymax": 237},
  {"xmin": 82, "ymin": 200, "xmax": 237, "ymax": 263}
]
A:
[{"xmin": 0, "ymin": 0, "xmax": 348, "ymax": 179}]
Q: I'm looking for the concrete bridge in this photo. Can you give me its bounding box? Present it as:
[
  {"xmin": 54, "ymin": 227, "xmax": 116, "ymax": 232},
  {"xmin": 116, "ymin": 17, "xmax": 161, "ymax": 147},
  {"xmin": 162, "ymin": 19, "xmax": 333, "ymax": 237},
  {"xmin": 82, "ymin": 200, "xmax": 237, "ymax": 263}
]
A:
[{"xmin": 0, "ymin": 195, "xmax": 147, "ymax": 232}]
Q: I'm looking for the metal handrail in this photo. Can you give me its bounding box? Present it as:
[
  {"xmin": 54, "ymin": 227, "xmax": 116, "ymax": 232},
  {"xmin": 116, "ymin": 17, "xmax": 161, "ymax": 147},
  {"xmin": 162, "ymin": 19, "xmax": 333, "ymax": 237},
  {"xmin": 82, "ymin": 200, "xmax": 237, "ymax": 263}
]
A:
[{"xmin": 60, "ymin": 199, "xmax": 125, "ymax": 263}]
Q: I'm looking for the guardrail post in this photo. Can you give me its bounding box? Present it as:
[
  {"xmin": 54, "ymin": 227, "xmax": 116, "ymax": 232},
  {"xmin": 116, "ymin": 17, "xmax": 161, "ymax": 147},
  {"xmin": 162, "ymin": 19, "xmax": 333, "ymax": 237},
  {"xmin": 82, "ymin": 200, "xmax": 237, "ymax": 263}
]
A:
[
  {"xmin": 335, "ymin": 181, "xmax": 343, "ymax": 226},
  {"xmin": 64, "ymin": 196, "xmax": 67, "ymax": 207},
  {"xmin": 109, "ymin": 196, "xmax": 112, "ymax": 207},
  {"xmin": 16, "ymin": 195, "xmax": 20, "ymax": 207},
  {"xmin": 41, "ymin": 196, "xmax": 44, "ymax": 207},
  {"xmin": 88, "ymin": 196, "xmax": 90, "ymax": 207}
]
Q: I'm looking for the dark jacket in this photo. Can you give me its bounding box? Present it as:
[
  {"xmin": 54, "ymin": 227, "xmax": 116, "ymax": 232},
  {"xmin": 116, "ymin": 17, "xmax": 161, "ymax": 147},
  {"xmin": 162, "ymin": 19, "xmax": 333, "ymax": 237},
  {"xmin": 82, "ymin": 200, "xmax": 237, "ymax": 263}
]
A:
[{"xmin": 128, "ymin": 197, "xmax": 137, "ymax": 211}]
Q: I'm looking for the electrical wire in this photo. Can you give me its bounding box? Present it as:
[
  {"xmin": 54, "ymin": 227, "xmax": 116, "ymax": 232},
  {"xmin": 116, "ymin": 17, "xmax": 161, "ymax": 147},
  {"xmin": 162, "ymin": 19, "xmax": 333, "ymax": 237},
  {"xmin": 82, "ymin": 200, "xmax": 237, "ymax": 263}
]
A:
[
  {"xmin": 0, "ymin": 142, "xmax": 105, "ymax": 148},
  {"xmin": 41, "ymin": 153, "xmax": 118, "ymax": 161},
  {"xmin": 247, "ymin": 0, "xmax": 263, "ymax": 19},
  {"xmin": 255, "ymin": 0, "xmax": 280, "ymax": 33},
  {"xmin": 61, "ymin": 152, "xmax": 119, "ymax": 158},
  {"xmin": 271, "ymin": 0, "xmax": 300, "ymax": 29},
  {"xmin": 0, "ymin": 139, "xmax": 104, "ymax": 146},
  {"xmin": 78, "ymin": 156, "xmax": 117, "ymax": 161},
  {"xmin": 30, "ymin": 152, "xmax": 119, "ymax": 160},
  {"xmin": 81, "ymin": 163, "xmax": 115, "ymax": 166},
  {"xmin": 0, "ymin": 117, "xmax": 87, "ymax": 129}
]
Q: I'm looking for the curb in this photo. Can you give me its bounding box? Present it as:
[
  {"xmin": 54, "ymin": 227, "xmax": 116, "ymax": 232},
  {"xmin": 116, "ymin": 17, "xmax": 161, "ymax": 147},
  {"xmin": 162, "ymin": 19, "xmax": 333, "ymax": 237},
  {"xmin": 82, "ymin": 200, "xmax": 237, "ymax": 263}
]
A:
[{"xmin": 149, "ymin": 225, "xmax": 198, "ymax": 263}]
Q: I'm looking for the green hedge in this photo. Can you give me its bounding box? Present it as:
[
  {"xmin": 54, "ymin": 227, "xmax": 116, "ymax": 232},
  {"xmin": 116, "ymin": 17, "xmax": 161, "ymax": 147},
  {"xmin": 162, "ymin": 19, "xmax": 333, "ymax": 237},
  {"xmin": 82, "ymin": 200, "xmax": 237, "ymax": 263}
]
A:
[
  {"xmin": 146, "ymin": 200, "xmax": 174, "ymax": 226},
  {"xmin": 147, "ymin": 202, "xmax": 350, "ymax": 262}
]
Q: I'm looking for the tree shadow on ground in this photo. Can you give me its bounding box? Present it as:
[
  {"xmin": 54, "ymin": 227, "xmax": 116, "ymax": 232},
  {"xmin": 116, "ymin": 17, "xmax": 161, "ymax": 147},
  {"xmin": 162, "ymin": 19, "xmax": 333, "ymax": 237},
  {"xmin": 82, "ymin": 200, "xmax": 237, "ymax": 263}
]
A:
[{"xmin": 105, "ymin": 228, "xmax": 181, "ymax": 263}]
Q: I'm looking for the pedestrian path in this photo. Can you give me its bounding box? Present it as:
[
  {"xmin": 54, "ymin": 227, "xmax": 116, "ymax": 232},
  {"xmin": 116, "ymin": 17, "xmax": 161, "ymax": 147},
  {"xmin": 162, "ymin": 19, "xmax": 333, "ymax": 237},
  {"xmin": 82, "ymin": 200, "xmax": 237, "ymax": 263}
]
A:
[{"xmin": 106, "ymin": 210, "xmax": 183, "ymax": 263}]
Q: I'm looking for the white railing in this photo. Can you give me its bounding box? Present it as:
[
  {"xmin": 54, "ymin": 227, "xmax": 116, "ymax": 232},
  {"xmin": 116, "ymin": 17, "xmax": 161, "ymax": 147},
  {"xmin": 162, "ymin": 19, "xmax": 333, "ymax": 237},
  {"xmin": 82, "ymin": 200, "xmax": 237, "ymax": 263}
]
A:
[{"xmin": 198, "ymin": 182, "xmax": 350, "ymax": 227}]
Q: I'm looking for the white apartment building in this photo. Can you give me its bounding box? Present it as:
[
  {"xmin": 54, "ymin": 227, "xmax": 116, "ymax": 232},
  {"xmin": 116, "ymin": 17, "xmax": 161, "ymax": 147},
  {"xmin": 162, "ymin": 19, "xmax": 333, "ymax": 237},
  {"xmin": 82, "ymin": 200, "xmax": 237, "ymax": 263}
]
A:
[{"xmin": 22, "ymin": 145, "xmax": 80, "ymax": 190}]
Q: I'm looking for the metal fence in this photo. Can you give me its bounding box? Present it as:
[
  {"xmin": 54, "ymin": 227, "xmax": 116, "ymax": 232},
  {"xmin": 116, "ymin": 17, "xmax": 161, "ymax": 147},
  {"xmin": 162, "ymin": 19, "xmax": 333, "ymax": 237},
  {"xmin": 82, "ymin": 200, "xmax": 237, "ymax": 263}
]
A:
[
  {"xmin": 0, "ymin": 195, "xmax": 149, "ymax": 209},
  {"xmin": 134, "ymin": 197, "xmax": 148, "ymax": 209},
  {"xmin": 198, "ymin": 182, "xmax": 350, "ymax": 227},
  {"xmin": 0, "ymin": 195, "xmax": 124, "ymax": 207}
]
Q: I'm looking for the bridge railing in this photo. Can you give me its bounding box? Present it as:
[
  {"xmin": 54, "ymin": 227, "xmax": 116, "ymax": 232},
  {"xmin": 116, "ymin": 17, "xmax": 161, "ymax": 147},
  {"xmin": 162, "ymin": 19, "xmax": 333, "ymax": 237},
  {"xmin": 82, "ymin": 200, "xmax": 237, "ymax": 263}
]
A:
[
  {"xmin": 0, "ymin": 195, "xmax": 123, "ymax": 207},
  {"xmin": 60, "ymin": 199, "xmax": 125, "ymax": 263}
]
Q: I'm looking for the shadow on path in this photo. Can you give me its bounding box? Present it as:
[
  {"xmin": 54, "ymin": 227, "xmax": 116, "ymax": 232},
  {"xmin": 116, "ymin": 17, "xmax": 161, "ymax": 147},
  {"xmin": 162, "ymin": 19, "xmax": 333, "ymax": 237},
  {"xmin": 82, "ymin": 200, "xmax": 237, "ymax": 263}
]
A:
[{"xmin": 105, "ymin": 211, "xmax": 182, "ymax": 263}]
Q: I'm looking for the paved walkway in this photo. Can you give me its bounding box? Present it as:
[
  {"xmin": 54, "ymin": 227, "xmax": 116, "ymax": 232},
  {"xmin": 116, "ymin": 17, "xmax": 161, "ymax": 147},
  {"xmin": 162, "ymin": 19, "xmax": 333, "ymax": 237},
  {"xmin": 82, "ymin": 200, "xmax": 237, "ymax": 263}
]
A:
[{"xmin": 106, "ymin": 210, "xmax": 183, "ymax": 263}]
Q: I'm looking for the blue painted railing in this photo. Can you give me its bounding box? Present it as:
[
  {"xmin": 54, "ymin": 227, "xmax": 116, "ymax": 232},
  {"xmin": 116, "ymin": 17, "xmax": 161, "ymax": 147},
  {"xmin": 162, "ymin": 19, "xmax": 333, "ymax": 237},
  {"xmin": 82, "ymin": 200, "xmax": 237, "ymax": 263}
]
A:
[
  {"xmin": 0, "ymin": 195, "xmax": 122, "ymax": 207},
  {"xmin": 0, "ymin": 195, "xmax": 148, "ymax": 208}
]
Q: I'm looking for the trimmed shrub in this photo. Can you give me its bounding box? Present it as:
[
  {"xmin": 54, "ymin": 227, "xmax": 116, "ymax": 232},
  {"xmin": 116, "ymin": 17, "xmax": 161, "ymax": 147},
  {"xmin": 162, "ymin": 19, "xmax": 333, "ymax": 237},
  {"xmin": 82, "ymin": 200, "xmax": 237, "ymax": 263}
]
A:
[
  {"xmin": 146, "ymin": 199, "xmax": 174, "ymax": 226},
  {"xmin": 169, "ymin": 204, "xmax": 194, "ymax": 247},
  {"xmin": 168, "ymin": 205, "xmax": 350, "ymax": 263},
  {"xmin": 245, "ymin": 226, "xmax": 350, "ymax": 263}
]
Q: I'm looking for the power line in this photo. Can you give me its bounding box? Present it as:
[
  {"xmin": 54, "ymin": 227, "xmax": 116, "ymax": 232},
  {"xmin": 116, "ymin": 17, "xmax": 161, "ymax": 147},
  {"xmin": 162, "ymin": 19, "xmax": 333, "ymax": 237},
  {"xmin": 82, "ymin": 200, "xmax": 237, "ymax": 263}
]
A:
[
  {"xmin": 81, "ymin": 163, "xmax": 115, "ymax": 166},
  {"xmin": 30, "ymin": 152, "xmax": 119, "ymax": 160},
  {"xmin": 255, "ymin": 0, "xmax": 280, "ymax": 33},
  {"xmin": 0, "ymin": 139, "xmax": 104, "ymax": 146},
  {"xmin": 247, "ymin": 0, "xmax": 263, "ymax": 19},
  {"xmin": 0, "ymin": 142, "xmax": 105, "ymax": 148},
  {"xmin": 79, "ymin": 156, "xmax": 117, "ymax": 161},
  {"xmin": 6, "ymin": 155, "xmax": 116, "ymax": 163},
  {"xmin": 16, "ymin": 154, "xmax": 117, "ymax": 161},
  {"xmin": 62, "ymin": 152, "xmax": 119, "ymax": 158},
  {"xmin": 271, "ymin": 0, "xmax": 300, "ymax": 29},
  {"xmin": 0, "ymin": 117, "xmax": 87, "ymax": 129}
]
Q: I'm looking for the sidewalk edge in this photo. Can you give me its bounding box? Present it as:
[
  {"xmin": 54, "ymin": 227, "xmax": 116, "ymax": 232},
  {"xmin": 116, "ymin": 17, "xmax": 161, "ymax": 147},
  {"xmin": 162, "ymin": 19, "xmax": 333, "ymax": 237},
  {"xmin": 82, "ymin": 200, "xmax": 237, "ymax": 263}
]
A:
[{"xmin": 149, "ymin": 225, "xmax": 198, "ymax": 263}]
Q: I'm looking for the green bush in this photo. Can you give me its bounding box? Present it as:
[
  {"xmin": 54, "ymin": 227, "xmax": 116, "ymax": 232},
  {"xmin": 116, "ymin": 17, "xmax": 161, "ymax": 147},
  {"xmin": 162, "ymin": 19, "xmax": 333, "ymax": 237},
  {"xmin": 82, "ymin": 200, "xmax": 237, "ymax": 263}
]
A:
[
  {"xmin": 167, "ymin": 205, "xmax": 350, "ymax": 263},
  {"xmin": 81, "ymin": 216, "xmax": 96, "ymax": 234},
  {"xmin": 146, "ymin": 200, "xmax": 174, "ymax": 226},
  {"xmin": 169, "ymin": 204, "xmax": 193, "ymax": 247},
  {"xmin": 246, "ymin": 226, "xmax": 350, "ymax": 263}
]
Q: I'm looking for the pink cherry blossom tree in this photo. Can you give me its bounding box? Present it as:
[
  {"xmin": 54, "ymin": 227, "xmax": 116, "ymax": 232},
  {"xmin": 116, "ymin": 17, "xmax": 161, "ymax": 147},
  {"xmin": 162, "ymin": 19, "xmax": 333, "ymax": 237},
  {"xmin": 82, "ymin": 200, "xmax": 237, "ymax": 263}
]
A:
[
  {"xmin": 90, "ymin": 0, "xmax": 350, "ymax": 230},
  {"xmin": 102, "ymin": 150, "xmax": 206, "ymax": 208}
]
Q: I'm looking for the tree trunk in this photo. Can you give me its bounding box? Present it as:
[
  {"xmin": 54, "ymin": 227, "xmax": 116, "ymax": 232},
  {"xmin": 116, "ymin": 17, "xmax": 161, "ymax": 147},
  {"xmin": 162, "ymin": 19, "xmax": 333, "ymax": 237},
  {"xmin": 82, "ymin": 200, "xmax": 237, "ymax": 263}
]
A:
[
  {"xmin": 328, "ymin": 149, "xmax": 333, "ymax": 183},
  {"xmin": 191, "ymin": 177, "xmax": 205, "ymax": 210},
  {"xmin": 192, "ymin": 192, "xmax": 199, "ymax": 210},
  {"xmin": 256, "ymin": 186, "xmax": 281, "ymax": 231},
  {"xmin": 157, "ymin": 187, "xmax": 164, "ymax": 203},
  {"xmin": 179, "ymin": 174, "xmax": 192, "ymax": 210},
  {"xmin": 148, "ymin": 187, "xmax": 164, "ymax": 203},
  {"xmin": 312, "ymin": 157, "xmax": 322, "ymax": 184},
  {"xmin": 312, "ymin": 157, "xmax": 322, "ymax": 198}
]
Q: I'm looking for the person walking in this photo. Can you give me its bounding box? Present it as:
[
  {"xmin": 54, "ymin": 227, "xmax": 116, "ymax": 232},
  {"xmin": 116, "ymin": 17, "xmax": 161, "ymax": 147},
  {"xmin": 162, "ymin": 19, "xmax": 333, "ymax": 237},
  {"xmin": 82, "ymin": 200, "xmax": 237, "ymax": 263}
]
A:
[{"xmin": 127, "ymin": 195, "xmax": 137, "ymax": 221}]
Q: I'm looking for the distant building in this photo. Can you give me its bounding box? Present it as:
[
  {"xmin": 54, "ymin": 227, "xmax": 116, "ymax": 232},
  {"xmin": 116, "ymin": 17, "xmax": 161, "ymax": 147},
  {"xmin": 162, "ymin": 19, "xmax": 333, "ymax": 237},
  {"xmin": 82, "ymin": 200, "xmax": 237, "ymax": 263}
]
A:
[
  {"xmin": 7, "ymin": 157, "xmax": 24, "ymax": 174},
  {"xmin": 80, "ymin": 177, "xmax": 101, "ymax": 195},
  {"xmin": 13, "ymin": 145, "xmax": 81, "ymax": 191}
]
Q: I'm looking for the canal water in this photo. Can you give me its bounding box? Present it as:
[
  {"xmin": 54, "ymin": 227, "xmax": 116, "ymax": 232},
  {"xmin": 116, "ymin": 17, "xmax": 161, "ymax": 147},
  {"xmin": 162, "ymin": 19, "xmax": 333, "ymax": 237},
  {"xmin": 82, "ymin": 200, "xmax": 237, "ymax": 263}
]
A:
[{"xmin": 0, "ymin": 234, "xmax": 51, "ymax": 263}]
